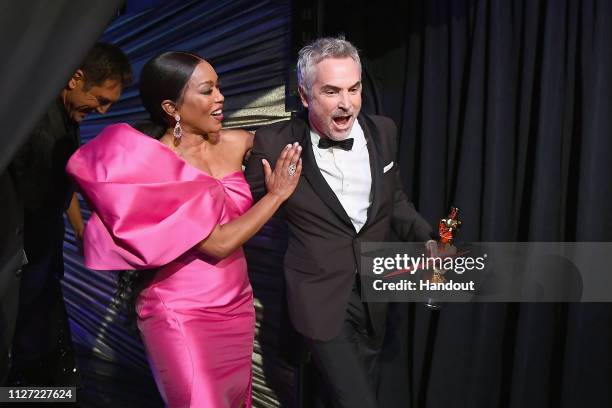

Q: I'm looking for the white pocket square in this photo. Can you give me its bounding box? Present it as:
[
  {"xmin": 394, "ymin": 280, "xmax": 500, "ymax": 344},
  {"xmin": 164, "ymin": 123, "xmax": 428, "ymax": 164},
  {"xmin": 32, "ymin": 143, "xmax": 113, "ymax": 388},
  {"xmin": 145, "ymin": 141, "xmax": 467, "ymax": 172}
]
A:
[{"xmin": 383, "ymin": 161, "xmax": 394, "ymax": 173}]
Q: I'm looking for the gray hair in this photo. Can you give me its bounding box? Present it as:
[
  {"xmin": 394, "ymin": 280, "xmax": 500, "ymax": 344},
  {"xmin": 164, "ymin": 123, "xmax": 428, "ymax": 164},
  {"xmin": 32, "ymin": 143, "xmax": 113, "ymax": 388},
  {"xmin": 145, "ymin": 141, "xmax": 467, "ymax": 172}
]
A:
[{"xmin": 296, "ymin": 36, "xmax": 362, "ymax": 96}]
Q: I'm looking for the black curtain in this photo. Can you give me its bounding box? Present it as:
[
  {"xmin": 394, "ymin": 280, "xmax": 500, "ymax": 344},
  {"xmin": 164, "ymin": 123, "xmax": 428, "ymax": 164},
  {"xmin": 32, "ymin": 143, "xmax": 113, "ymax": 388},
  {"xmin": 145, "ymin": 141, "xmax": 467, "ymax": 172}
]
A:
[
  {"xmin": 321, "ymin": 0, "xmax": 612, "ymax": 407},
  {"xmin": 0, "ymin": 1, "xmax": 123, "ymax": 173}
]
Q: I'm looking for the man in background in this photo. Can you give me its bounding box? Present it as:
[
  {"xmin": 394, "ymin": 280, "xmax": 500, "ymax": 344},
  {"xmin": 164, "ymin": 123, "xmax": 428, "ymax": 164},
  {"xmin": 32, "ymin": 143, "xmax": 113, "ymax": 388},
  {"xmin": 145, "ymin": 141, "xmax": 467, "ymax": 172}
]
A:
[{"xmin": 7, "ymin": 42, "xmax": 131, "ymax": 386}]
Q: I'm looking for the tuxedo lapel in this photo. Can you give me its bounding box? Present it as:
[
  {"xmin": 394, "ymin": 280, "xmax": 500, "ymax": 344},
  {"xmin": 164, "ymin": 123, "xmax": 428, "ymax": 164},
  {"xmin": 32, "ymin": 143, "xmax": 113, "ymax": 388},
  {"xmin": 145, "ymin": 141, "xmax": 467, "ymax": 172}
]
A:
[
  {"xmin": 293, "ymin": 118, "xmax": 355, "ymax": 230},
  {"xmin": 360, "ymin": 114, "xmax": 384, "ymax": 232}
]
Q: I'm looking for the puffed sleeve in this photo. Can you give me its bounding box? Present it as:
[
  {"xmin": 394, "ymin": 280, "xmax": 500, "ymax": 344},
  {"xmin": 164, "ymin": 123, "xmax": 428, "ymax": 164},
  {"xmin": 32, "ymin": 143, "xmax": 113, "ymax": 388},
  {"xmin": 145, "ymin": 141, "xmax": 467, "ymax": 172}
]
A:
[{"xmin": 67, "ymin": 124, "xmax": 225, "ymax": 270}]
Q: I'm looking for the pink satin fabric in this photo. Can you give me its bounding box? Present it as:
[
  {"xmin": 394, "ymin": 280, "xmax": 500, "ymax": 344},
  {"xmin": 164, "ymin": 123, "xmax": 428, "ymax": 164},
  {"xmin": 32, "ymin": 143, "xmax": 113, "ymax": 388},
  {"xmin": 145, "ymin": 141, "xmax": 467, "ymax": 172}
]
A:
[{"xmin": 67, "ymin": 124, "xmax": 255, "ymax": 407}]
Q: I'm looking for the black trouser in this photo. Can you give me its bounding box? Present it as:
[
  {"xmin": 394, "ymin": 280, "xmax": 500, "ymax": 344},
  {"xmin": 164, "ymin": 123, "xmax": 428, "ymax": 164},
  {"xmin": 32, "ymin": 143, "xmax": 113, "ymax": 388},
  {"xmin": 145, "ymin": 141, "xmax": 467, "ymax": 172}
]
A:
[
  {"xmin": 0, "ymin": 251, "xmax": 22, "ymax": 384},
  {"xmin": 304, "ymin": 279, "xmax": 384, "ymax": 408},
  {"xmin": 8, "ymin": 241, "xmax": 79, "ymax": 387}
]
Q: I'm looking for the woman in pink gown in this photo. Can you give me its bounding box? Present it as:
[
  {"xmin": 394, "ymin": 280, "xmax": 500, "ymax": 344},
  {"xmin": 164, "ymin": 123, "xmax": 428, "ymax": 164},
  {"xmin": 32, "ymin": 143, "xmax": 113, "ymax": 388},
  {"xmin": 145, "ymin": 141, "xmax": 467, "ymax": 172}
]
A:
[{"xmin": 66, "ymin": 52, "xmax": 302, "ymax": 407}]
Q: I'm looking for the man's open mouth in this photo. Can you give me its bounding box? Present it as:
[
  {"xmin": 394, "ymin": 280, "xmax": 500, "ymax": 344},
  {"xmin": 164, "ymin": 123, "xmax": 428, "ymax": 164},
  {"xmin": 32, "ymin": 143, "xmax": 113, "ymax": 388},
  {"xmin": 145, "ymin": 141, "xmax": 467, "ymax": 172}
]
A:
[{"xmin": 333, "ymin": 115, "xmax": 352, "ymax": 127}]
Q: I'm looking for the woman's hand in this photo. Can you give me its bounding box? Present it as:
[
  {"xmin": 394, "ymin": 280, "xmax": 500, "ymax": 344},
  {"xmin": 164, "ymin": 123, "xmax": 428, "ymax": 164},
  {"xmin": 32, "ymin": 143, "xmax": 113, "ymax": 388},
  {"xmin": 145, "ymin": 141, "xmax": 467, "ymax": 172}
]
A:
[
  {"xmin": 262, "ymin": 142, "xmax": 303, "ymax": 201},
  {"xmin": 197, "ymin": 142, "xmax": 302, "ymax": 259}
]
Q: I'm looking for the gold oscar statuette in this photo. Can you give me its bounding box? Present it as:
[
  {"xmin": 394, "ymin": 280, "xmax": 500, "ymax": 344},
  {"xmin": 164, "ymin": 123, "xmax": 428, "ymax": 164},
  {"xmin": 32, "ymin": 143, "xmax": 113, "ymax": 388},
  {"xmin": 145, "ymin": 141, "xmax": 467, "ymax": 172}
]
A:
[{"xmin": 424, "ymin": 207, "xmax": 462, "ymax": 309}]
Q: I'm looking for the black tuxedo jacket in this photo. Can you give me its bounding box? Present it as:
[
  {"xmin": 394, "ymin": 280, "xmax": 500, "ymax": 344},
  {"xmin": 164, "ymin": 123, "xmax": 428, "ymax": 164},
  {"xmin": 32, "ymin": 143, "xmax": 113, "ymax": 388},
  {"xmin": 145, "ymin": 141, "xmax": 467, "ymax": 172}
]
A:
[{"xmin": 245, "ymin": 113, "xmax": 432, "ymax": 341}]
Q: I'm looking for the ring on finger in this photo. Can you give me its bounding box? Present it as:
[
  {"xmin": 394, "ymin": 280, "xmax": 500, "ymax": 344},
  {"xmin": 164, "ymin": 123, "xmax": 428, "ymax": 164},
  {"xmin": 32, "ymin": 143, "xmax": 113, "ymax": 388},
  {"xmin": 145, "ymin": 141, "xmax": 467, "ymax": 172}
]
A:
[{"xmin": 287, "ymin": 162, "xmax": 297, "ymax": 176}]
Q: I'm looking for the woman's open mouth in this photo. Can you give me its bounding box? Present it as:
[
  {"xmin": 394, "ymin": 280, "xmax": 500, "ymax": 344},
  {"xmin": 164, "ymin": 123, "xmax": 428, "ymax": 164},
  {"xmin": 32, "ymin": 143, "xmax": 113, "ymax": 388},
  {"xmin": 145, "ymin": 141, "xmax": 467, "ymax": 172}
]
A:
[{"xmin": 211, "ymin": 109, "xmax": 224, "ymax": 121}]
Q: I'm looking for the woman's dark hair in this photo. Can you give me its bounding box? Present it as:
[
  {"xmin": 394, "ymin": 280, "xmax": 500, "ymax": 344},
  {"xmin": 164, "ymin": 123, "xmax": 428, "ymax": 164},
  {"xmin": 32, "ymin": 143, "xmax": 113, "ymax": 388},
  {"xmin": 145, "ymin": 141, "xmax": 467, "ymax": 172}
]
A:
[
  {"xmin": 137, "ymin": 51, "xmax": 203, "ymax": 137},
  {"xmin": 111, "ymin": 270, "xmax": 155, "ymax": 331}
]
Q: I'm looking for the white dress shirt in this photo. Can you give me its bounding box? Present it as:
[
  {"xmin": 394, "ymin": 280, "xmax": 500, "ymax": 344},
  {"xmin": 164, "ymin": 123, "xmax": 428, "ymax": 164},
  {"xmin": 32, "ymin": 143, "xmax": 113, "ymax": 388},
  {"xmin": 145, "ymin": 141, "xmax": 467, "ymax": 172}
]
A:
[{"xmin": 310, "ymin": 120, "xmax": 372, "ymax": 232}]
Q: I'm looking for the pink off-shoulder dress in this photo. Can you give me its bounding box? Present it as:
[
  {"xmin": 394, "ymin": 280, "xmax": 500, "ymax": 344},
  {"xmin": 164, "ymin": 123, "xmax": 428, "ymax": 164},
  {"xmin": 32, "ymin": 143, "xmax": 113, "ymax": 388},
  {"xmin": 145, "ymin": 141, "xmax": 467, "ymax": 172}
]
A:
[{"xmin": 67, "ymin": 124, "xmax": 255, "ymax": 408}]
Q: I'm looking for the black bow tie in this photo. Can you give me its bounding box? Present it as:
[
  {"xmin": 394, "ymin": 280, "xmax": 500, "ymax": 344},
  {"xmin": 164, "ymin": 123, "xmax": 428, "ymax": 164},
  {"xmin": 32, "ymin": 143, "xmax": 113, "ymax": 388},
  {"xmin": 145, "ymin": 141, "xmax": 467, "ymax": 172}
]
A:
[{"xmin": 318, "ymin": 137, "xmax": 354, "ymax": 151}]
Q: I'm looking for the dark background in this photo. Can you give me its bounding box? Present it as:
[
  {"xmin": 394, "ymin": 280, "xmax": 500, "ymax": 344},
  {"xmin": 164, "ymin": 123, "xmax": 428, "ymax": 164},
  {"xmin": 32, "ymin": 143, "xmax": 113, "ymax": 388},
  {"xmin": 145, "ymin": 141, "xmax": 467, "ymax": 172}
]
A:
[
  {"xmin": 308, "ymin": 1, "xmax": 612, "ymax": 407},
  {"xmin": 1, "ymin": 0, "xmax": 611, "ymax": 407}
]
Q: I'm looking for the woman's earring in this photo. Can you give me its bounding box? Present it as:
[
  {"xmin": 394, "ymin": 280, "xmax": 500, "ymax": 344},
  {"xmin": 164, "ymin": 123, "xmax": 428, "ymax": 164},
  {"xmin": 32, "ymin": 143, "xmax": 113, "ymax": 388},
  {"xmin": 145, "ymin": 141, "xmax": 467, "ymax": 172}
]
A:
[{"xmin": 173, "ymin": 115, "xmax": 182, "ymax": 145}]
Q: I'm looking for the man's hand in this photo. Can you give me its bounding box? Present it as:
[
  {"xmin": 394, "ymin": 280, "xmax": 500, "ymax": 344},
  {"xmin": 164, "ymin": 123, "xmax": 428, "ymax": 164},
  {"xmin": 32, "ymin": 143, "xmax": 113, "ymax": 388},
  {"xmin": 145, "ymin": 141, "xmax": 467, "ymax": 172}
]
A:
[
  {"xmin": 66, "ymin": 192, "xmax": 85, "ymax": 255},
  {"xmin": 74, "ymin": 225, "xmax": 84, "ymax": 255}
]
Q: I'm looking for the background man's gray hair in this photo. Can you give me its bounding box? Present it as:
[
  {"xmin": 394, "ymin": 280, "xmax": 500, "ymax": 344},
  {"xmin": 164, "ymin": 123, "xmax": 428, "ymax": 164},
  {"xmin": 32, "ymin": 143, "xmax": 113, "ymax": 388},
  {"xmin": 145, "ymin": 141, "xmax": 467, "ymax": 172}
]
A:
[{"xmin": 297, "ymin": 36, "xmax": 362, "ymax": 96}]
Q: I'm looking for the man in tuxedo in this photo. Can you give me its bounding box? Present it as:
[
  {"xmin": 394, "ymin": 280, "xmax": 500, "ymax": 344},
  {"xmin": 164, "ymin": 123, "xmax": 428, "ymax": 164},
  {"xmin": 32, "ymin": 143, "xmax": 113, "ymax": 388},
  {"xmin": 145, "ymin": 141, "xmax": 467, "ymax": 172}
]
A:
[
  {"xmin": 7, "ymin": 42, "xmax": 131, "ymax": 386},
  {"xmin": 245, "ymin": 36, "xmax": 432, "ymax": 407}
]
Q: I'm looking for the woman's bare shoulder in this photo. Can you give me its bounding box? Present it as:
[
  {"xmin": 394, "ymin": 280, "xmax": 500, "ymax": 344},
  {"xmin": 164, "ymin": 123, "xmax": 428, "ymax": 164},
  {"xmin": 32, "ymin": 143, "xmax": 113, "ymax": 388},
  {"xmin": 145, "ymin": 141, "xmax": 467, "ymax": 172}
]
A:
[{"xmin": 219, "ymin": 128, "xmax": 254, "ymax": 151}]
